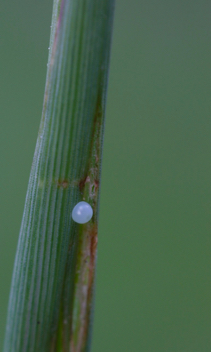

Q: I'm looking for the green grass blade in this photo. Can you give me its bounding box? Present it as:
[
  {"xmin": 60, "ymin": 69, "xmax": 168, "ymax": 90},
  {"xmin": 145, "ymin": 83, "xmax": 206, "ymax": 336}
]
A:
[{"xmin": 3, "ymin": 0, "xmax": 115, "ymax": 351}]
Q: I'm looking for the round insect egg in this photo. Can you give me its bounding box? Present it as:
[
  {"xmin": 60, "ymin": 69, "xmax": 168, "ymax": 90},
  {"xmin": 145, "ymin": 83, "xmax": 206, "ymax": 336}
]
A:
[{"xmin": 72, "ymin": 201, "xmax": 93, "ymax": 224}]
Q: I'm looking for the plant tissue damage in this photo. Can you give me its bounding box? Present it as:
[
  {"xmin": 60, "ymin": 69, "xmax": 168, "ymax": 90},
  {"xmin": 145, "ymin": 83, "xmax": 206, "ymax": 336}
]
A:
[{"xmin": 66, "ymin": 89, "xmax": 103, "ymax": 351}]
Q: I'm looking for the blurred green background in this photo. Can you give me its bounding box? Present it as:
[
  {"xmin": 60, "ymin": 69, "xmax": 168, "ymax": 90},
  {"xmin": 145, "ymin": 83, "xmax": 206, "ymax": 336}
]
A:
[{"xmin": 1, "ymin": 0, "xmax": 211, "ymax": 351}]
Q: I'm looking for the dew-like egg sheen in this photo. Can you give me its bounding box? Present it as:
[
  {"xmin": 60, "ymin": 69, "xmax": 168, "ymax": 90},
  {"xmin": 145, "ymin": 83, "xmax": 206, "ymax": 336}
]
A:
[{"xmin": 72, "ymin": 201, "xmax": 93, "ymax": 224}]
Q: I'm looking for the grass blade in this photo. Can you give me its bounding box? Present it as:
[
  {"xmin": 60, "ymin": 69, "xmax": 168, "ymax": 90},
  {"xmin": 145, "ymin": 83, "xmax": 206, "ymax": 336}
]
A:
[{"xmin": 3, "ymin": 0, "xmax": 115, "ymax": 351}]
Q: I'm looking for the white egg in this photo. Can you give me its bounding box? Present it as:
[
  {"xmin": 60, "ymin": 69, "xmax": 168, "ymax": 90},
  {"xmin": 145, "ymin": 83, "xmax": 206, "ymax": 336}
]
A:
[{"xmin": 72, "ymin": 201, "xmax": 93, "ymax": 224}]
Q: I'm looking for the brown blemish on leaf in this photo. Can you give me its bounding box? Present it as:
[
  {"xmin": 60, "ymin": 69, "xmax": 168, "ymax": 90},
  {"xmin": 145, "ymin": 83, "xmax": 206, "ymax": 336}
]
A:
[
  {"xmin": 95, "ymin": 153, "xmax": 99, "ymax": 164},
  {"xmin": 82, "ymin": 225, "xmax": 98, "ymax": 349},
  {"xmin": 78, "ymin": 176, "xmax": 87, "ymax": 192},
  {"xmin": 57, "ymin": 179, "xmax": 69, "ymax": 189},
  {"xmin": 69, "ymin": 224, "xmax": 98, "ymax": 352},
  {"xmin": 94, "ymin": 179, "xmax": 99, "ymax": 189},
  {"xmin": 89, "ymin": 225, "xmax": 98, "ymax": 274},
  {"xmin": 79, "ymin": 175, "xmax": 90, "ymax": 192}
]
